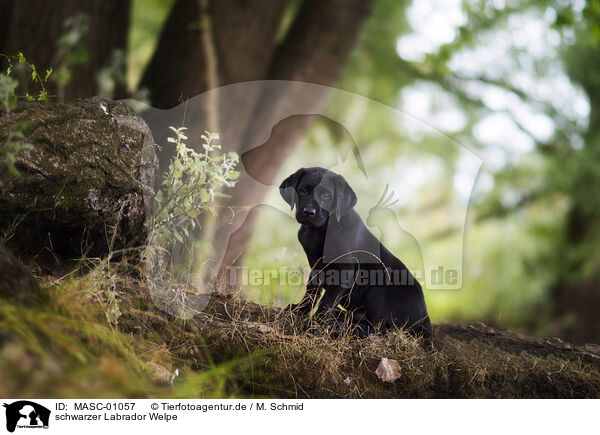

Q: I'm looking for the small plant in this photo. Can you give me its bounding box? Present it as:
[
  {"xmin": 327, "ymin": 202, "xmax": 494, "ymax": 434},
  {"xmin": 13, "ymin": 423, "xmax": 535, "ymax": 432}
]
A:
[
  {"xmin": 0, "ymin": 52, "xmax": 52, "ymax": 111},
  {"xmin": 0, "ymin": 122, "xmax": 33, "ymax": 185},
  {"xmin": 0, "ymin": 54, "xmax": 43, "ymax": 184},
  {"xmin": 86, "ymin": 260, "xmax": 124, "ymax": 326},
  {"xmin": 148, "ymin": 127, "xmax": 239, "ymax": 247},
  {"xmin": 144, "ymin": 127, "xmax": 239, "ymax": 318},
  {"xmin": 0, "ymin": 74, "xmax": 18, "ymax": 113}
]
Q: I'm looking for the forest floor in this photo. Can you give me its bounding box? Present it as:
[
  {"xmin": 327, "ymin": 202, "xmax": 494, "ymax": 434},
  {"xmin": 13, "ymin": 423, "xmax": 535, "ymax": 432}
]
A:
[{"xmin": 1, "ymin": 259, "xmax": 600, "ymax": 399}]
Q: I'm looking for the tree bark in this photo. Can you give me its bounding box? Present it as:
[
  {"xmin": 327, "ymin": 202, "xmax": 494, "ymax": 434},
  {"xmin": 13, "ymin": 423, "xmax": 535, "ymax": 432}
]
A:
[
  {"xmin": 552, "ymin": 105, "xmax": 600, "ymax": 345},
  {"xmin": 0, "ymin": 0, "xmax": 130, "ymax": 101},
  {"xmin": 140, "ymin": 0, "xmax": 287, "ymax": 109}
]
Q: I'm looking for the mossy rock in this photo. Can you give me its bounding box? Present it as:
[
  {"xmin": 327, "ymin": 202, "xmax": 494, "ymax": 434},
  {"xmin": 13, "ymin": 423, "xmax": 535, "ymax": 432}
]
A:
[{"xmin": 0, "ymin": 97, "xmax": 157, "ymax": 263}]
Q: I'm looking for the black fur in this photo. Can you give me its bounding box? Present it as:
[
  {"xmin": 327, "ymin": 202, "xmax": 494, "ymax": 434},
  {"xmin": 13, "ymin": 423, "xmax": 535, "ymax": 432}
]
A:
[{"xmin": 280, "ymin": 167, "xmax": 432, "ymax": 338}]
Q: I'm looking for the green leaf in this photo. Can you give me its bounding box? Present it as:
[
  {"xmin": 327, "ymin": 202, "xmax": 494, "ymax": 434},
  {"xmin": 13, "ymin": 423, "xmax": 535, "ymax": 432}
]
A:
[
  {"xmin": 199, "ymin": 189, "xmax": 209, "ymax": 202},
  {"xmin": 174, "ymin": 231, "xmax": 184, "ymax": 243}
]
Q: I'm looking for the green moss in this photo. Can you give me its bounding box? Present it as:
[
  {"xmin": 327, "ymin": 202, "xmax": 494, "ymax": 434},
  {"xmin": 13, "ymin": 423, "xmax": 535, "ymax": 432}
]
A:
[{"xmin": 0, "ymin": 260, "xmax": 244, "ymax": 398}]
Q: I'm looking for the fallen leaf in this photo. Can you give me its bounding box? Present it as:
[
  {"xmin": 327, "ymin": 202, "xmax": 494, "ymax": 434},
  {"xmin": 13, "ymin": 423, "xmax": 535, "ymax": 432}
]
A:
[{"xmin": 375, "ymin": 358, "xmax": 402, "ymax": 382}]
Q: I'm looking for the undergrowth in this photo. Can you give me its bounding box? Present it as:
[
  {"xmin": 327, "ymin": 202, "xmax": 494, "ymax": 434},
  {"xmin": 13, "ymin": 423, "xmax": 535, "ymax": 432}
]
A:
[{"xmin": 1, "ymin": 257, "xmax": 599, "ymax": 398}]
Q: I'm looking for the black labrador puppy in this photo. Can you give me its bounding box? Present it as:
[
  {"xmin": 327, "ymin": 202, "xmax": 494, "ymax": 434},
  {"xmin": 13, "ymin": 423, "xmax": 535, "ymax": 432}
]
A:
[{"xmin": 280, "ymin": 167, "xmax": 432, "ymax": 337}]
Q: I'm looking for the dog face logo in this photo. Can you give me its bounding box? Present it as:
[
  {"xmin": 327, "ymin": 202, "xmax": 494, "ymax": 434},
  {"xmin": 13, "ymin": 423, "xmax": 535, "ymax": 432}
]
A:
[{"xmin": 3, "ymin": 401, "xmax": 50, "ymax": 433}]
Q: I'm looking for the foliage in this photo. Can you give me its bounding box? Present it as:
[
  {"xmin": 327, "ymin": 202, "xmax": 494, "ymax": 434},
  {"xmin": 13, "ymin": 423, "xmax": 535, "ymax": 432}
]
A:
[
  {"xmin": 0, "ymin": 122, "xmax": 33, "ymax": 185},
  {"xmin": 341, "ymin": 0, "xmax": 413, "ymax": 105},
  {"xmin": 141, "ymin": 127, "xmax": 239, "ymax": 319},
  {"xmin": 0, "ymin": 52, "xmax": 52, "ymax": 111},
  {"xmin": 0, "ymin": 74, "xmax": 18, "ymax": 113},
  {"xmin": 147, "ymin": 127, "xmax": 239, "ymax": 248},
  {"xmin": 0, "ymin": 55, "xmax": 45, "ymax": 184}
]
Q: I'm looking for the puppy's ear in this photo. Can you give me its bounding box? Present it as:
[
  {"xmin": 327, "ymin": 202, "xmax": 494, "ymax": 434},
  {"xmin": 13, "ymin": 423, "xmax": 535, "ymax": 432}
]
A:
[
  {"xmin": 279, "ymin": 168, "xmax": 305, "ymax": 210},
  {"xmin": 333, "ymin": 174, "xmax": 357, "ymax": 222}
]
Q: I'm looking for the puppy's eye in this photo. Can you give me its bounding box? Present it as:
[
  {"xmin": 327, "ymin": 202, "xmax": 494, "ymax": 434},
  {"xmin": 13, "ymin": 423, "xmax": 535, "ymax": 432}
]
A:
[{"xmin": 299, "ymin": 187, "xmax": 309, "ymax": 194}]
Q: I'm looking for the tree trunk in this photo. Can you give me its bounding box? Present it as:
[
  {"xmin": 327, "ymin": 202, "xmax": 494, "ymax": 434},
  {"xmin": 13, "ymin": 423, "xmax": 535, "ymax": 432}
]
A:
[
  {"xmin": 140, "ymin": 0, "xmax": 287, "ymax": 109},
  {"xmin": 0, "ymin": 0, "xmax": 130, "ymax": 101},
  {"xmin": 552, "ymin": 103, "xmax": 600, "ymax": 345}
]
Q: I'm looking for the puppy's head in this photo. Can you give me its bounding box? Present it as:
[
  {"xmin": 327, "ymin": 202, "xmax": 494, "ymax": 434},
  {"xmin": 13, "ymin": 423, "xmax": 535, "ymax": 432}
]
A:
[{"xmin": 280, "ymin": 167, "xmax": 357, "ymax": 227}]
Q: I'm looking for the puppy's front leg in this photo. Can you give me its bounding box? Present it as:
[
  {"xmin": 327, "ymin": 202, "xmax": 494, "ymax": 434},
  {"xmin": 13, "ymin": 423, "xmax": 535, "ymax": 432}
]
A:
[
  {"xmin": 286, "ymin": 285, "xmax": 320, "ymax": 315},
  {"xmin": 314, "ymin": 285, "xmax": 346, "ymax": 319}
]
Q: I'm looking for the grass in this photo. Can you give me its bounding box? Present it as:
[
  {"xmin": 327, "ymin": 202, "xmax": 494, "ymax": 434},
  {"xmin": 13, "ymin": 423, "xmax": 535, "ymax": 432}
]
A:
[{"xmin": 1, "ymin": 257, "xmax": 599, "ymax": 398}]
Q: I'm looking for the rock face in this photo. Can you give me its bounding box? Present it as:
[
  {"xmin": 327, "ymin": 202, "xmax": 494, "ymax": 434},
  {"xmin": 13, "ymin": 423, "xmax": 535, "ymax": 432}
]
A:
[{"xmin": 0, "ymin": 98, "xmax": 156, "ymax": 262}]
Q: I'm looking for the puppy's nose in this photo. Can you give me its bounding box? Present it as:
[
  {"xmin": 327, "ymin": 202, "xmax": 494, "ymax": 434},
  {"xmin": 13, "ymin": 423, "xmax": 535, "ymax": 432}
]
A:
[{"xmin": 303, "ymin": 207, "xmax": 316, "ymax": 217}]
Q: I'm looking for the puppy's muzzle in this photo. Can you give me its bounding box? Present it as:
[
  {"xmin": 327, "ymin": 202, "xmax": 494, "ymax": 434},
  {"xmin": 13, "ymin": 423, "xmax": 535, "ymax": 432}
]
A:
[{"xmin": 302, "ymin": 207, "xmax": 317, "ymax": 217}]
